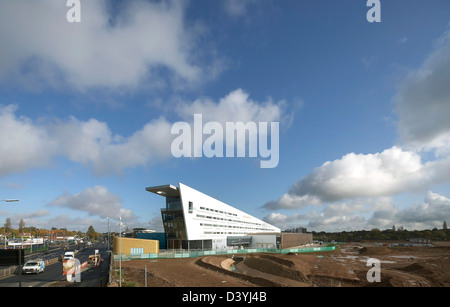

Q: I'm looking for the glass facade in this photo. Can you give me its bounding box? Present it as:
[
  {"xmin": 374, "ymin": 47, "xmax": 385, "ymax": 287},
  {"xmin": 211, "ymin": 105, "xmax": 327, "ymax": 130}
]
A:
[
  {"xmin": 166, "ymin": 197, "xmax": 182, "ymax": 210},
  {"xmin": 161, "ymin": 197, "xmax": 187, "ymax": 248}
]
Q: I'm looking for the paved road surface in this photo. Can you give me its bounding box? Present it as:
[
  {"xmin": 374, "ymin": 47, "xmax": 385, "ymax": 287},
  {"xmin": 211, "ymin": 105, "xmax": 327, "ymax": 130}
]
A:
[{"xmin": 0, "ymin": 244, "xmax": 110, "ymax": 287}]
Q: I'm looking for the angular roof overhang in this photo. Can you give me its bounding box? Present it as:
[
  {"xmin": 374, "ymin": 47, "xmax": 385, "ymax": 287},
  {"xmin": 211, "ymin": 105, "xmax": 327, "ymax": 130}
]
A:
[{"xmin": 145, "ymin": 184, "xmax": 180, "ymax": 198}]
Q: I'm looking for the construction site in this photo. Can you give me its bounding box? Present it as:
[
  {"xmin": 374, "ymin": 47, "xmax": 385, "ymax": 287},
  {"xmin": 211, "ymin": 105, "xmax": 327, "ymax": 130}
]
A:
[{"xmin": 112, "ymin": 241, "xmax": 450, "ymax": 287}]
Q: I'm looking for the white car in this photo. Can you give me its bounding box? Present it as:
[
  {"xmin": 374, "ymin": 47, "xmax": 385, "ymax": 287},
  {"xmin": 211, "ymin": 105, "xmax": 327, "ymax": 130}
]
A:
[{"xmin": 22, "ymin": 259, "xmax": 45, "ymax": 274}]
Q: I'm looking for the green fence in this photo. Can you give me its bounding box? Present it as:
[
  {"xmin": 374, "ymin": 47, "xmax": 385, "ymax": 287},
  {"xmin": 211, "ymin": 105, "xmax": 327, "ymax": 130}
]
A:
[{"xmin": 114, "ymin": 245, "xmax": 336, "ymax": 261}]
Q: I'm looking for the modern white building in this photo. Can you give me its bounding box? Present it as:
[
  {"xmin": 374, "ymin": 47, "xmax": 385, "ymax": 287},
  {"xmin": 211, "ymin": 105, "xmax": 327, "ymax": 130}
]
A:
[{"xmin": 146, "ymin": 183, "xmax": 281, "ymax": 250}]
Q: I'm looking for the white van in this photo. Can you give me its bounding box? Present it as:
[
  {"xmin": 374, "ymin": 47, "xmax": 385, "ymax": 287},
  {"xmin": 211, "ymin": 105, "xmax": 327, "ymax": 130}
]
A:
[
  {"xmin": 22, "ymin": 259, "xmax": 45, "ymax": 274},
  {"xmin": 63, "ymin": 251, "xmax": 75, "ymax": 260}
]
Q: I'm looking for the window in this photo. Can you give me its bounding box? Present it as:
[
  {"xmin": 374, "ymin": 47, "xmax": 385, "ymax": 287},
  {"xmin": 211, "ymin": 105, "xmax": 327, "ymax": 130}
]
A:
[
  {"xmin": 130, "ymin": 248, "xmax": 144, "ymax": 255},
  {"xmin": 188, "ymin": 201, "xmax": 193, "ymax": 212}
]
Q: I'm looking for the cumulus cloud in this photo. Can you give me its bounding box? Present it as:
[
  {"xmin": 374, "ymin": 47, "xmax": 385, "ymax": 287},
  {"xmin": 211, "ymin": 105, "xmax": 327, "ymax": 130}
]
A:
[
  {"xmin": 0, "ymin": 89, "xmax": 286, "ymax": 176},
  {"xmin": 175, "ymin": 88, "xmax": 285, "ymax": 124},
  {"xmin": 0, "ymin": 0, "xmax": 215, "ymax": 91},
  {"xmin": 264, "ymin": 193, "xmax": 321, "ymax": 210},
  {"xmin": 0, "ymin": 105, "xmax": 55, "ymax": 175},
  {"xmin": 0, "ymin": 105, "xmax": 173, "ymax": 176},
  {"xmin": 265, "ymin": 30, "xmax": 450, "ymax": 217},
  {"xmin": 173, "ymin": 88, "xmax": 288, "ymax": 165},
  {"xmin": 396, "ymin": 191, "xmax": 450, "ymax": 229},
  {"xmin": 394, "ymin": 30, "xmax": 450, "ymax": 154},
  {"xmin": 265, "ymin": 192, "xmax": 450, "ymax": 231},
  {"xmin": 48, "ymin": 185, "xmax": 134, "ymax": 221},
  {"xmin": 264, "ymin": 146, "xmax": 450, "ymax": 209},
  {"xmin": 49, "ymin": 116, "xmax": 173, "ymax": 175}
]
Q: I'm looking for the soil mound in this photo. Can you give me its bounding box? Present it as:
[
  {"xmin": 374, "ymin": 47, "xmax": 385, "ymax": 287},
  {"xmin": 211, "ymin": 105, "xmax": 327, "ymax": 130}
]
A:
[
  {"xmin": 196, "ymin": 257, "xmax": 281, "ymax": 287},
  {"xmin": 243, "ymin": 256, "xmax": 309, "ymax": 283},
  {"xmin": 358, "ymin": 246, "xmax": 392, "ymax": 255},
  {"xmin": 397, "ymin": 263, "xmax": 425, "ymax": 272},
  {"xmin": 395, "ymin": 262, "xmax": 434, "ymax": 277}
]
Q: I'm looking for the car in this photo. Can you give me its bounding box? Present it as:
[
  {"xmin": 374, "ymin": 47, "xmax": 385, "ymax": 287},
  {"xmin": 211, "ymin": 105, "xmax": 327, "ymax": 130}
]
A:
[{"xmin": 22, "ymin": 259, "xmax": 45, "ymax": 274}]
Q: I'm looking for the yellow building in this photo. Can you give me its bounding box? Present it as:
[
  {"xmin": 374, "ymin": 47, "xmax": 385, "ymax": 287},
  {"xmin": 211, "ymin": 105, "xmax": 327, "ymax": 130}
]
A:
[{"xmin": 113, "ymin": 236, "xmax": 159, "ymax": 255}]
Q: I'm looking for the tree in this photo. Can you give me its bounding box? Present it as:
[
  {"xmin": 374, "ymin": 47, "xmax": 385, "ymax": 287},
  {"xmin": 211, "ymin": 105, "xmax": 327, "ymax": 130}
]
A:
[
  {"xmin": 86, "ymin": 225, "xmax": 98, "ymax": 241},
  {"xmin": 4, "ymin": 218, "xmax": 12, "ymax": 233},
  {"xmin": 19, "ymin": 218, "xmax": 25, "ymax": 234},
  {"xmin": 369, "ymin": 228, "xmax": 381, "ymax": 239}
]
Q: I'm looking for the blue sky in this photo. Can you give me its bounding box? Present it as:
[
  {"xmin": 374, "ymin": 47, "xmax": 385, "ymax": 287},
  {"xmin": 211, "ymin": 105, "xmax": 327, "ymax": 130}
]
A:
[{"xmin": 1, "ymin": 0, "xmax": 450, "ymax": 233}]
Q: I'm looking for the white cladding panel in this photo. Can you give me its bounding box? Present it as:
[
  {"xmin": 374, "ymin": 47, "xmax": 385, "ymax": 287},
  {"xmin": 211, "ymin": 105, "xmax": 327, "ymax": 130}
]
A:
[{"xmin": 179, "ymin": 183, "xmax": 280, "ymax": 241}]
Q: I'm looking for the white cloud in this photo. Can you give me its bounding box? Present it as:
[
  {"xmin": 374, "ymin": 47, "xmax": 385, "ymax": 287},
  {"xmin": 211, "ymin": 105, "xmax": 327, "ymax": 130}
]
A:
[
  {"xmin": 175, "ymin": 88, "xmax": 284, "ymax": 124},
  {"xmin": 48, "ymin": 185, "xmax": 134, "ymax": 221},
  {"xmin": 0, "ymin": 0, "xmax": 215, "ymax": 91},
  {"xmin": 263, "ymin": 212, "xmax": 312, "ymax": 231},
  {"xmin": 394, "ymin": 30, "xmax": 450, "ymax": 154},
  {"xmin": 0, "ymin": 89, "xmax": 286, "ymax": 176},
  {"xmin": 49, "ymin": 116, "xmax": 173, "ymax": 175},
  {"xmin": 0, "ymin": 105, "xmax": 55, "ymax": 175},
  {"xmin": 265, "ymin": 192, "xmax": 450, "ymax": 232},
  {"xmin": 264, "ymin": 193, "xmax": 321, "ymax": 210},
  {"xmin": 0, "ymin": 105, "xmax": 173, "ymax": 176},
  {"xmin": 174, "ymin": 88, "xmax": 288, "ymax": 166},
  {"xmin": 264, "ymin": 146, "xmax": 449, "ymax": 209},
  {"xmin": 395, "ymin": 191, "xmax": 450, "ymax": 229},
  {"xmin": 265, "ymin": 30, "xmax": 450, "ymax": 217}
]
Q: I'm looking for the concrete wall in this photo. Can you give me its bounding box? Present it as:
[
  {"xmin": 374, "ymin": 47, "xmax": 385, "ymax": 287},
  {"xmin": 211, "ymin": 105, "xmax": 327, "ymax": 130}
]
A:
[{"xmin": 113, "ymin": 237, "xmax": 159, "ymax": 255}]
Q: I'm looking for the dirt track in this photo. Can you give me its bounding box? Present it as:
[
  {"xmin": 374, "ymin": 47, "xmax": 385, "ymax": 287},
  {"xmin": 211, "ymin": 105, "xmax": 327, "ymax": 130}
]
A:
[{"xmin": 119, "ymin": 242, "xmax": 450, "ymax": 287}]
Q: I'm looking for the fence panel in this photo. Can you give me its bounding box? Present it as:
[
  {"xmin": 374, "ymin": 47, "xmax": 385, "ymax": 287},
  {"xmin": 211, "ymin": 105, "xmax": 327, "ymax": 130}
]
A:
[{"xmin": 113, "ymin": 245, "xmax": 335, "ymax": 261}]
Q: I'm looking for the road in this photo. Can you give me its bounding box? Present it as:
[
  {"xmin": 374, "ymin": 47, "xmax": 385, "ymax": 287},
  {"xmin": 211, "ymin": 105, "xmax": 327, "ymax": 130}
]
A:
[{"xmin": 0, "ymin": 243, "xmax": 110, "ymax": 287}]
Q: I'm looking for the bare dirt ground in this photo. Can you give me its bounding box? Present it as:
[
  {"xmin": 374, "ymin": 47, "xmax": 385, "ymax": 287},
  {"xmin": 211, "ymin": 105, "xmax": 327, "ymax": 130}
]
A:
[{"xmin": 118, "ymin": 241, "xmax": 450, "ymax": 287}]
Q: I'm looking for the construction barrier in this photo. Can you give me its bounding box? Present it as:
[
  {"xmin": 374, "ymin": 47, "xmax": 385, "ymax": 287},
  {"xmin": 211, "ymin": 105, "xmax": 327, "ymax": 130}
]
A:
[{"xmin": 114, "ymin": 245, "xmax": 336, "ymax": 261}]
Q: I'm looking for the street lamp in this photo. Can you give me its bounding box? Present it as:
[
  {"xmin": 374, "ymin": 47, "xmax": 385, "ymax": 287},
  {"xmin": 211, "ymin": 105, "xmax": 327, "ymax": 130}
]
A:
[{"xmin": 119, "ymin": 216, "xmax": 123, "ymax": 287}]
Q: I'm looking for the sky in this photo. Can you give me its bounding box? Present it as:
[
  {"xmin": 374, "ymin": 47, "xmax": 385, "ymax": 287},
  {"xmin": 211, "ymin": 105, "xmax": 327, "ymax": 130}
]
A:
[{"xmin": 0, "ymin": 0, "xmax": 450, "ymax": 234}]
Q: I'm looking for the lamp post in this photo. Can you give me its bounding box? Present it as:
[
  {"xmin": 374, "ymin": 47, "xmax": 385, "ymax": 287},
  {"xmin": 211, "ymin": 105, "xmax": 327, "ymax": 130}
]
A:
[
  {"xmin": 119, "ymin": 216, "xmax": 122, "ymax": 287},
  {"xmin": 2, "ymin": 222, "xmax": 6, "ymax": 250},
  {"xmin": 107, "ymin": 217, "xmax": 110, "ymax": 253}
]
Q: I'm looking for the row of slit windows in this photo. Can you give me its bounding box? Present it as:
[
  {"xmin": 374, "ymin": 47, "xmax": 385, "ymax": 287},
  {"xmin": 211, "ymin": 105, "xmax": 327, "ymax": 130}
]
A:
[
  {"xmin": 190, "ymin": 203, "xmax": 274, "ymax": 234},
  {"xmin": 204, "ymin": 231, "xmax": 247, "ymax": 235},
  {"xmin": 196, "ymin": 213, "xmax": 265, "ymax": 228},
  {"xmin": 198, "ymin": 206, "xmax": 237, "ymax": 217},
  {"xmin": 199, "ymin": 222, "xmax": 274, "ymax": 233}
]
